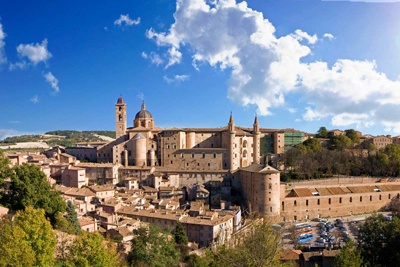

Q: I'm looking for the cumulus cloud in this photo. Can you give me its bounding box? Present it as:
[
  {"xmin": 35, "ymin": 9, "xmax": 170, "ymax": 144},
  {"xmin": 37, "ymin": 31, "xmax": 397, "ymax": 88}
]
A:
[
  {"xmin": 163, "ymin": 74, "xmax": 190, "ymax": 84},
  {"xmin": 16, "ymin": 39, "xmax": 52, "ymax": 65},
  {"xmin": 0, "ymin": 22, "xmax": 6, "ymax": 64},
  {"xmin": 30, "ymin": 95, "xmax": 39, "ymax": 103},
  {"xmin": 146, "ymin": 0, "xmax": 400, "ymax": 133},
  {"xmin": 292, "ymin": 29, "xmax": 318, "ymax": 44},
  {"xmin": 114, "ymin": 14, "xmax": 140, "ymax": 26},
  {"xmin": 44, "ymin": 72, "xmax": 60, "ymax": 93}
]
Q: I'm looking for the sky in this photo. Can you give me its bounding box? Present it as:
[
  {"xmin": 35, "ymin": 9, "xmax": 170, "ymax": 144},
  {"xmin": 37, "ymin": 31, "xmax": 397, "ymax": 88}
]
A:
[{"xmin": 1, "ymin": 0, "xmax": 400, "ymax": 140}]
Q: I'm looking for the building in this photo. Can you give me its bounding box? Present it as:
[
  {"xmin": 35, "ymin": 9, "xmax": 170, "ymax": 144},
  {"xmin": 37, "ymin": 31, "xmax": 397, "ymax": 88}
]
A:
[{"xmin": 96, "ymin": 97, "xmax": 301, "ymax": 171}]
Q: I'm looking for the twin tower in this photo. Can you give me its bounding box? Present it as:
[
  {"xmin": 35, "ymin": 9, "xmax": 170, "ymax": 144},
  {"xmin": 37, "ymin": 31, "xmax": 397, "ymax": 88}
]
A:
[{"xmin": 114, "ymin": 97, "xmax": 262, "ymax": 170}]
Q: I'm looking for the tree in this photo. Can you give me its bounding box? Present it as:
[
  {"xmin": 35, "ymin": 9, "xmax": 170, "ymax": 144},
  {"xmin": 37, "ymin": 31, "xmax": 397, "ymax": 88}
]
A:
[
  {"xmin": 183, "ymin": 254, "xmax": 210, "ymax": 267},
  {"xmin": 0, "ymin": 207, "xmax": 57, "ymax": 267},
  {"xmin": 67, "ymin": 231, "xmax": 122, "ymax": 267},
  {"xmin": 358, "ymin": 214, "xmax": 389, "ymax": 266},
  {"xmin": 211, "ymin": 222, "xmax": 291, "ymax": 267},
  {"xmin": 0, "ymin": 219, "xmax": 36, "ymax": 267},
  {"xmin": 333, "ymin": 240, "xmax": 364, "ymax": 267},
  {"xmin": 316, "ymin": 127, "xmax": 328, "ymax": 138},
  {"xmin": 174, "ymin": 221, "xmax": 188, "ymax": 245},
  {"xmin": 0, "ymin": 150, "xmax": 11, "ymax": 187},
  {"xmin": 330, "ymin": 135, "xmax": 352, "ymax": 151},
  {"xmin": 128, "ymin": 225, "xmax": 180, "ymax": 267},
  {"xmin": 302, "ymin": 138, "xmax": 322, "ymax": 153},
  {"xmin": 65, "ymin": 201, "xmax": 81, "ymax": 235},
  {"xmin": 345, "ymin": 129, "xmax": 360, "ymax": 144},
  {"xmin": 2, "ymin": 163, "xmax": 66, "ymax": 224}
]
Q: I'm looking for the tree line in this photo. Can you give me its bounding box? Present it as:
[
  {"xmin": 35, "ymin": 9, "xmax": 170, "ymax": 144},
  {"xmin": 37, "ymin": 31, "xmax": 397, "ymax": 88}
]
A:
[{"xmin": 281, "ymin": 127, "xmax": 400, "ymax": 180}]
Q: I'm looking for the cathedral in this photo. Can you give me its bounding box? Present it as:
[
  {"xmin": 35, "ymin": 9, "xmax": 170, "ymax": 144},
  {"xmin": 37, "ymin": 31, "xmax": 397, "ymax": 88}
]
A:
[{"xmin": 96, "ymin": 97, "xmax": 288, "ymax": 170}]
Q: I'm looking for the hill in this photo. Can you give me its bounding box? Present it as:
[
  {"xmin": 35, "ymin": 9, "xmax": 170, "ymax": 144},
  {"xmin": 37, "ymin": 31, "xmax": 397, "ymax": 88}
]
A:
[{"xmin": 0, "ymin": 130, "xmax": 115, "ymax": 150}]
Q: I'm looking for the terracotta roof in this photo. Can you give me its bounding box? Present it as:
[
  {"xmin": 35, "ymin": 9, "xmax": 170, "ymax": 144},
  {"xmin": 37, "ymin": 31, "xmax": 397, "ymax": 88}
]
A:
[
  {"xmin": 64, "ymin": 187, "xmax": 96, "ymax": 197},
  {"xmin": 281, "ymin": 249, "xmax": 302, "ymax": 261},
  {"xmin": 292, "ymin": 188, "xmax": 313, "ymax": 197}
]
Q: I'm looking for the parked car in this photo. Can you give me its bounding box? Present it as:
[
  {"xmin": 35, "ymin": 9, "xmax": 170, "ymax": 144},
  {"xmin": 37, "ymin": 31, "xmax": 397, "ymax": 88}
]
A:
[{"xmin": 316, "ymin": 237, "xmax": 326, "ymax": 243}]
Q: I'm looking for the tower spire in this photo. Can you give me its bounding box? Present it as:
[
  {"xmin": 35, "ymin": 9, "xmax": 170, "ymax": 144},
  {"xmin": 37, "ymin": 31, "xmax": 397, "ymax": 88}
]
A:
[
  {"xmin": 253, "ymin": 113, "xmax": 260, "ymax": 133},
  {"xmin": 141, "ymin": 101, "xmax": 146, "ymax": 110},
  {"xmin": 228, "ymin": 112, "xmax": 235, "ymax": 132}
]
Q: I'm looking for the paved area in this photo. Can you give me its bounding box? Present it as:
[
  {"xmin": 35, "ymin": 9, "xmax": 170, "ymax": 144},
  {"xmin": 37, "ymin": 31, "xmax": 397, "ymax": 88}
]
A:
[{"xmin": 282, "ymin": 212, "xmax": 392, "ymax": 250}]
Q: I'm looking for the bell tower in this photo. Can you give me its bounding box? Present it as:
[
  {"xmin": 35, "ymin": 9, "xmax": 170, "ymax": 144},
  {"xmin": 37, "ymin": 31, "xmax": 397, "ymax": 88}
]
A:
[
  {"xmin": 228, "ymin": 112, "xmax": 236, "ymax": 170},
  {"xmin": 253, "ymin": 115, "xmax": 260, "ymax": 164},
  {"xmin": 116, "ymin": 97, "xmax": 127, "ymax": 139}
]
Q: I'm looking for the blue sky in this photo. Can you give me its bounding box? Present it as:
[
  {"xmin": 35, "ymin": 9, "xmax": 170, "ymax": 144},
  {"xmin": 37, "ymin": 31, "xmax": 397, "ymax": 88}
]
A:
[{"xmin": 1, "ymin": 0, "xmax": 400, "ymax": 140}]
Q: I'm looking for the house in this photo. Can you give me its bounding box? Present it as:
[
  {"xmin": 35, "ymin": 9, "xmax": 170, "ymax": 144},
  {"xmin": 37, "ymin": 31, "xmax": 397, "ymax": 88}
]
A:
[{"xmin": 79, "ymin": 217, "xmax": 98, "ymax": 232}]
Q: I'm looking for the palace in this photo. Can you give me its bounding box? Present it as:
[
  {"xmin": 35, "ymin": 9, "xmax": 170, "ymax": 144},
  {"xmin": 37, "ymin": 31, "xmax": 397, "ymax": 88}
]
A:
[{"xmin": 96, "ymin": 97, "xmax": 304, "ymax": 170}]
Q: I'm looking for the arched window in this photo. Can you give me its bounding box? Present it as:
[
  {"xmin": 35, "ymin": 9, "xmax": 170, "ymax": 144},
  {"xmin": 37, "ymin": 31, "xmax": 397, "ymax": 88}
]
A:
[{"xmin": 119, "ymin": 115, "xmax": 122, "ymax": 121}]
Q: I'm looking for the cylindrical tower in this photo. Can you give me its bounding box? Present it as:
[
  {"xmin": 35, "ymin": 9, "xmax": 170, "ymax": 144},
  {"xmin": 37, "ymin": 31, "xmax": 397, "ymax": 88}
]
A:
[
  {"xmin": 228, "ymin": 113, "xmax": 236, "ymax": 170},
  {"xmin": 186, "ymin": 132, "xmax": 195, "ymax": 148},
  {"xmin": 253, "ymin": 115, "xmax": 261, "ymax": 164},
  {"xmin": 149, "ymin": 149, "xmax": 156, "ymax": 166},
  {"xmin": 133, "ymin": 133, "xmax": 147, "ymax": 166}
]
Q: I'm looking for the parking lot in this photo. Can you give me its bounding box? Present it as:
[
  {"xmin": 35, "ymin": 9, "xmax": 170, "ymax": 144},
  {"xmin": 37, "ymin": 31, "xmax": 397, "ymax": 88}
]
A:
[{"xmin": 281, "ymin": 214, "xmax": 385, "ymax": 250}]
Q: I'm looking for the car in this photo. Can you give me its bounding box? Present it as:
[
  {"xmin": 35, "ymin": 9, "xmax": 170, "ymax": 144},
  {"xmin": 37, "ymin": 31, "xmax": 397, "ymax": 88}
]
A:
[
  {"xmin": 335, "ymin": 218, "xmax": 344, "ymax": 226},
  {"xmin": 339, "ymin": 225, "xmax": 347, "ymax": 231},
  {"xmin": 320, "ymin": 230, "xmax": 327, "ymax": 236},
  {"xmin": 316, "ymin": 237, "xmax": 326, "ymax": 243}
]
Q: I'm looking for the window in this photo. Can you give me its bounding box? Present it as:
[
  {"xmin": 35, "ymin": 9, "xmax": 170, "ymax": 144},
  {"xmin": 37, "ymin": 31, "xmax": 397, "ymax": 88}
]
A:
[
  {"xmin": 350, "ymin": 197, "xmax": 353, "ymax": 203},
  {"xmin": 370, "ymin": 195, "xmax": 372, "ymax": 201},
  {"xmin": 317, "ymin": 199, "xmax": 320, "ymax": 205},
  {"xmin": 202, "ymin": 153, "xmax": 205, "ymax": 159},
  {"xmin": 379, "ymin": 195, "xmax": 382, "ymax": 200},
  {"xmin": 282, "ymin": 201, "xmax": 285, "ymax": 211},
  {"xmin": 339, "ymin": 197, "xmax": 342, "ymax": 203},
  {"xmin": 269, "ymin": 183, "xmax": 272, "ymax": 190},
  {"xmin": 328, "ymin": 198, "xmax": 331, "ymax": 204},
  {"xmin": 294, "ymin": 200, "xmax": 297, "ymax": 207},
  {"xmin": 360, "ymin": 196, "xmax": 362, "ymax": 202},
  {"xmin": 306, "ymin": 200, "xmax": 308, "ymax": 206}
]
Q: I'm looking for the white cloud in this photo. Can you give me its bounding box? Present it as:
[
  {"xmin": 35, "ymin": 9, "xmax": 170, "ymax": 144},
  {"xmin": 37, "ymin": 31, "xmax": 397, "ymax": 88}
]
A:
[
  {"xmin": 141, "ymin": 51, "xmax": 164, "ymax": 66},
  {"xmin": 30, "ymin": 95, "xmax": 39, "ymax": 103},
  {"xmin": 292, "ymin": 29, "xmax": 318, "ymax": 44},
  {"xmin": 114, "ymin": 14, "xmax": 140, "ymax": 26},
  {"xmin": 324, "ymin": 33, "xmax": 335, "ymax": 40},
  {"xmin": 146, "ymin": 0, "xmax": 400, "ymax": 133},
  {"xmin": 0, "ymin": 22, "xmax": 7, "ymax": 64},
  {"xmin": 16, "ymin": 39, "xmax": 52, "ymax": 65},
  {"xmin": 9, "ymin": 61, "xmax": 27, "ymax": 70},
  {"xmin": 44, "ymin": 72, "xmax": 60, "ymax": 93},
  {"xmin": 163, "ymin": 74, "xmax": 190, "ymax": 84}
]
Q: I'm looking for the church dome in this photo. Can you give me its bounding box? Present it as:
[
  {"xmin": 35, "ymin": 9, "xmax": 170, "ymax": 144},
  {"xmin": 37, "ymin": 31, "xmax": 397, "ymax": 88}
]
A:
[
  {"xmin": 116, "ymin": 97, "xmax": 125, "ymax": 104},
  {"xmin": 135, "ymin": 102, "xmax": 153, "ymax": 119}
]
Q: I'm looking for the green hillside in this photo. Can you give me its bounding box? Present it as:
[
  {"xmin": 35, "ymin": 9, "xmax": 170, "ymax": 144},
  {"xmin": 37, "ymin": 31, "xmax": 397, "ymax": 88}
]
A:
[{"xmin": 0, "ymin": 130, "xmax": 116, "ymax": 148}]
